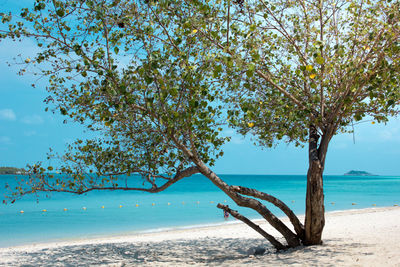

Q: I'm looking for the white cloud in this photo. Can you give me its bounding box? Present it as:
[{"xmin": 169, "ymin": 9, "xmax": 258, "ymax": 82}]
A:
[
  {"xmin": 0, "ymin": 136, "xmax": 12, "ymax": 145},
  {"xmin": 21, "ymin": 114, "xmax": 44, "ymax": 125},
  {"xmin": 63, "ymin": 138, "xmax": 74, "ymax": 144},
  {"xmin": 0, "ymin": 109, "xmax": 16, "ymax": 121},
  {"xmin": 0, "ymin": 38, "xmax": 41, "ymax": 63},
  {"xmin": 378, "ymin": 125, "xmax": 400, "ymax": 142},
  {"xmin": 331, "ymin": 142, "xmax": 349, "ymax": 150},
  {"xmin": 230, "ymin": 135, "xmax": 246, "ymax": 145},
  {"xmin": 222, "ymin": 129, "xmax": 246, "ymax": 145},
  {"xmin": 24, "ymin": 130, "xmax": 37, "ymax": 136}
]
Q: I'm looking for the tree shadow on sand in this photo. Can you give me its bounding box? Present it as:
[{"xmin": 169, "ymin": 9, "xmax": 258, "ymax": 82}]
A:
[{"xmin": 2, "ymin": 237, "xmax": 374, "ymax": 266}]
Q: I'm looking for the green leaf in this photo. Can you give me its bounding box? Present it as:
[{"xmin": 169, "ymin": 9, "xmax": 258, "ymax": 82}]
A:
[
  {"xmin": 56, "ymin": 8, "xmax": 65, "ymax": 17},
  {"xmin": 246, "ymin": 69, "xmax": 254, "ymax": 78},
  {"xmin": 387, "ymin": 99, "xmax": 395, "ymax": 106},
  {"xmin": 316, "ymin": 56, "xmax": 324, "ymax": 64},
  {"xmin": 60, "ymin": 107, "xmax": 67, "ymax": 115},
  {"xmin": 213, "ymin": 65, "xmax": 222, "ymax": 78},
  {"xmin": 169, "ymin": 87, "xmax": 178, "ymax": 97},
  {"xmin": 246, "ymin": 64, "xmax": 256, "ymax": 77}
]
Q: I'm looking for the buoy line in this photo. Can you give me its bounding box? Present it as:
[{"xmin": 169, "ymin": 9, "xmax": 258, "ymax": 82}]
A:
[{"xmin": 18, "ymin": 201, "xmax": 399, "ymax": 214}]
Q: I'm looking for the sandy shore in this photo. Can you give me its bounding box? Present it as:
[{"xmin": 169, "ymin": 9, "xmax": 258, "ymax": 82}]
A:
[{"xmin": 0, "ymin": 207, "xmax": 399, "ymax": 266}]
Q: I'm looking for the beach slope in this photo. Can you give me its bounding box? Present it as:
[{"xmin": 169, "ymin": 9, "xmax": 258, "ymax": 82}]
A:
[{"xmin": 0, "ymin": 207, "xmax": 399, "ymax": 266}]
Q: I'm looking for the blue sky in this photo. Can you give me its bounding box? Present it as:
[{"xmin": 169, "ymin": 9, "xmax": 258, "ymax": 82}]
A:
[{"xmin": 1, "ymin": 1, "xmax": 400, "ymax": 176}]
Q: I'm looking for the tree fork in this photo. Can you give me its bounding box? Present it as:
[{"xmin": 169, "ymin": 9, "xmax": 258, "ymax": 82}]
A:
[{"xmin": 217, "ymin": 203, "xmax": 286, "ymax": 250}]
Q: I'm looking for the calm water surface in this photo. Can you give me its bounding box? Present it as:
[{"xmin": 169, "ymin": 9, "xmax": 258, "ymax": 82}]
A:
[{"xmin": 0, "ymin": 174, "xmax": 399, "ymax": 247}]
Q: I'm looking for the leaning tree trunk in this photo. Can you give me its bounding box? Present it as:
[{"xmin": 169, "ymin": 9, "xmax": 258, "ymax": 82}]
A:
[
  {"xmin": 304, "ymin": 125, "xmax": 332, "ymax": 245},
  {"xmin": 172, "ymin": 135, "xmax": 303, "ymax": 249},
  {"xmin": 194, "ymin": 160, "xmax": 300, "ymax": 248}
]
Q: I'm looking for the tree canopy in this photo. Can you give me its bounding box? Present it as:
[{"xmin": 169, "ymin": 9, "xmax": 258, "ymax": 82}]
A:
[
  {"xmin": 2, "ymin": 0, "xmax": 228, "ymax": 194},
  {"xmin": 193, "ymin": 0, "xmax": 400, "ymax": 244},
  {"xmin": 186, "ymin": 0, "xmax": 400, "ymax": 145}
]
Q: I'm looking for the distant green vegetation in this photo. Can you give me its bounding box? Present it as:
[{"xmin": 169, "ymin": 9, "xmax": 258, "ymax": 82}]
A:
[
  {"xmin": 0, "ymin": 167, "xmax": 26, "ymax": 175},
  {"xmin": 344, "ymin": 170, "xmax": 377, "ymax": 176}
]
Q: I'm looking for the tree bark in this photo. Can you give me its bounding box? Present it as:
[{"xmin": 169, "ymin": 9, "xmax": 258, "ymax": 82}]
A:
[
  {"xmin": 304, "ymin": 159, "xmax": 325, "ymax": 245},
  {"xmin": 304, "ymin": 125, "xmax": 331, "ymax": 245}
]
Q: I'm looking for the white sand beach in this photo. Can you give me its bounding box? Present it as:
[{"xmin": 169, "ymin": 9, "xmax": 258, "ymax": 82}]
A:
[{"xmin": 0, "ymin": 207, "xmax": 399, "ymax": 266}]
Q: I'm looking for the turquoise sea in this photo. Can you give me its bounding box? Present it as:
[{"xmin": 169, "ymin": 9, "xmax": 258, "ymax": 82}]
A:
[{"xmin": 1, "ymin": 174, "xmax": 399, "ymax": 248}]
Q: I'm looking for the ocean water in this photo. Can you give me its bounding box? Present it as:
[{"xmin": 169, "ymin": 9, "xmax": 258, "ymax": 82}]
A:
[{"xmin": 0, "ymin": 174, "xmax": 399, "ymax": 247}]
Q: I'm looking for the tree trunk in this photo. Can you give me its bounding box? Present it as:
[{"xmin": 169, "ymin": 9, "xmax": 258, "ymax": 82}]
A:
[
  {"xmin": 303, "ymin": 125, "xmax": 331, "ymax": 245},
  {"xmin": 172, "ymin": 136, "xmax": 301, "ymax": 248},
  {"xmin": 304, "ymin": 159, "xmax": 325, "ymax": 245},
  {"xmin": 230, "ymin": 185, "xmax": 305, "ymax": 240},
  {"xmin": 195, "ymin": 160, "xmax": 301, "ymax": 248}
]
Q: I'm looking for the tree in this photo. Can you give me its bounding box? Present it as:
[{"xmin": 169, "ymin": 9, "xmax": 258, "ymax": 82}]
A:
[
  {"xmin": 1, "ymin": 0, "xmax": 399, "ymax": 250},
  {"xmin": 188, "ymin": 0, "xmax": 400, "ymax": 244},
  {"xmin": 1, "ymin": 0, "xmax": 301, "ymax": 250}
]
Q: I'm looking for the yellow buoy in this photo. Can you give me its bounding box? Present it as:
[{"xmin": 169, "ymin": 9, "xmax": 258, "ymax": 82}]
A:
[
  {"xmin": 152, "ymin": 203, "xmax": 155, "ymax": 206},
  {"xmin": 351, "ymin": 203, "xmax": 357, "ymax": 205},
  {"xmin": 119, "ymin": 205, "xmax": 123, "ymax": 208},
  {"xmin": 331, "ymin": 202, "xmax": 335, "ymax": 205},
  {"xmin": 82, "ymin": 207, "xmax": 87, "ymax": 210},
  {"xmin": 20, "ymin": 210, "xmax": 24, "ymax": 213},
  {"xmin": 135, "ymin": 204, "xmax": 139, "ymax": 207},
  {"xmin": 167, "ymin": 202, "xmax": 171, "ymax": 206},
  {"xmin": 42, "ymin": 209, "xmax": 47, "ymax": 212},
  {"xmin": 63, "ymin": 208, "xmax": 68, "ymax": 211},
  {"xmin": 372, "ymin": 204, "xmax": 376, "ymax": 206},
  {"xmin": 101, "ymin": 206, "xmax": 105, "ymax": 209},
  {"xmin": 210, "ymin": 201, "xmax": 214, "ymax": 204}
]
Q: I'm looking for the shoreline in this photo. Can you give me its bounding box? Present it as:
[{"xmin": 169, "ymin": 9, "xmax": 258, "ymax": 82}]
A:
[
  {"xmin": 0, "ymin": 206, "xmax": 398, "ymax": 249},
  {"xmin": 1, "ymin": 206, "xmax": 400, "ymax": 266},
  {"xmin": 0, "ymin": 206, "xmax": 378, "ymax": 251},
  {"xmin": 0, "ymin": 206, "xmax": 387, "ymax": 250}
]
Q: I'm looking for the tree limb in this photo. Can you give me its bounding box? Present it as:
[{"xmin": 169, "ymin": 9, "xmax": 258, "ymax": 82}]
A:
[
  {"xmin": 192, "ymin": 160, "xmax": 301, "ymax": 247},
  {"xmin": 11, "ymin": 166, "xmax": 200, "ymax": 202},
  {"xmin": 217, "ymin": 203, "xmax": 286, "ymax": 250},
  {"xmin": 255, "ymin": 70, "xmax": 307, "ymax": 110},
  {"xmin": 230, "ymin": 185, "xmax": 305, "ymax": 240}
]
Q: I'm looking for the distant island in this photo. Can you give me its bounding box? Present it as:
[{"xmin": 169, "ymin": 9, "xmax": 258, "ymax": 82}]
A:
[
  {"xmin": 344, "ymin": 170, "xmax": 378, "ymax": 176},
  {"xmin": 0, "ymin": 167, "xmax": 26, "ymax": 175}
]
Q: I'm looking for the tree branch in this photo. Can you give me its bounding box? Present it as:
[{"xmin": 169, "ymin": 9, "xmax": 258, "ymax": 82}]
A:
[
  {"xmin": 12, "ymin": 166, "xmax": 200, "ymax": 201},
  {"xmin": 217, "ymin": 203, "xmax": 286, "ymax": 250},
  {"xmin": 193, "ymin": 161, "xmax": 300, "ymax": 247},
  {"xmin": 198, "ymin": 29, "xmax": 307, "ymax": 111},
  {"xmin": 255, "ymin": 70, "xmax": 307, "ymax": 110},
  {"xmin": 230, "ymin": 185, "xmax": 304, "ymax": 239}
]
